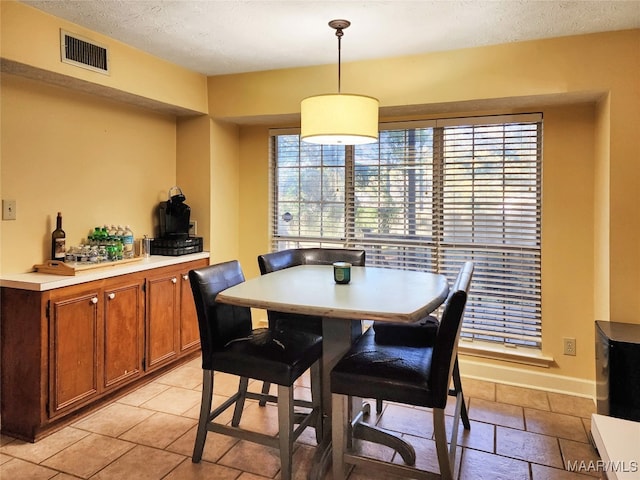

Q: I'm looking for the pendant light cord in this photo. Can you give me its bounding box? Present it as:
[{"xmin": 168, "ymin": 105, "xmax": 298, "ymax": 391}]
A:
[{"xmin": 335, "ymin": 26, "xmax": 343, "ymax": 93}]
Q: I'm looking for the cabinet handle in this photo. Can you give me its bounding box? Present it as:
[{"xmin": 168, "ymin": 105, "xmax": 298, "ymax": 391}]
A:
[
  {"xmin": 182, "ymin": 275, "xmax": 188, "ymax": 281},
  {"xmin": 171, "ymin": 277, "xmax": 177, "ymax": 284},
  {"xmin": 91, "ymin": 297, "xmax": 98, "ymax": 304},
  {"xmin": 108, "ymin": 293, "xmax": 116, "ymax": 300}
]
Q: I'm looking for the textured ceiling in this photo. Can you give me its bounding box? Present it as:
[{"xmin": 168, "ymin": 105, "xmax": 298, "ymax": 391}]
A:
[{"xmin": 21, "ymin": 0, "xmax": 640, "ymax": 76}]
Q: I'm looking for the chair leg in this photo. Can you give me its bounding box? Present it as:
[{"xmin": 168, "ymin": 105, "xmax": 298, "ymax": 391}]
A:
[
  {"xmin": 310, "ymin": 361, "xmax": 323, "ymax": 444},
  {"xmin": 375, "ymin": 398, "xmax": 383, "ymax": 414},
  {"xmin": 259, "ymin": 381, "xmax": 271, "ymax": 407},
  {"xmin": 433, "ymin": 407, "xmax": 454, "ymax": 480},
  {"xmin": 277, "ymin": 384, "xmax": 294, "ymax": 480},
  {"xmin": 332, "ymin": 393, "xmax": 348, "ymax": 480},
  {"xmin": 232, "ymin": 377, "xmax": 249, "ymax": 427},
  {"xmin": 452, "ymin": 356, "xmax": 470, "ymax": 430},
  {"xmin": 192, "ymin": 369, "xmax": 214, "ymax": 463}
]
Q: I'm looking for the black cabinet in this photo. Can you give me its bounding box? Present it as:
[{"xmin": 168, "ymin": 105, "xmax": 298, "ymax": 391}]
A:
[{"xmin": 595, "ymin": 320, "xmax": 640, "ymax": 421}]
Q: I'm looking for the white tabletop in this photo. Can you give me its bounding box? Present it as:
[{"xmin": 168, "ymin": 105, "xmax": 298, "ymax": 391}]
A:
[{"xmin": 217, "ymin": 265, "xmax": 449, "ymax": 323}]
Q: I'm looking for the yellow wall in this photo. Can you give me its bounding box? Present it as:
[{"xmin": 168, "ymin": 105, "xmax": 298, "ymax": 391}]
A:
[
  {"xmin": 214, "ymin": 30, "xmax": 639, "ymax": 395},
  {"xmin": 2, "ymin": 0, "xmax": 639, "ymax": 395},
  {"xmin": 0, "ymin": 73, "xmax": 177, "ymax": 272},
  {"xmin": 1, "ymin": 1, "xmax": 208, "ymax": 114}
]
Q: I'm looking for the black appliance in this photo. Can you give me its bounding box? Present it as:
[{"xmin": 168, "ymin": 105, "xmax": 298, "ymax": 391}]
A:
[
  {"xmin": 595, "ymin": 320, "xmax": 640, "ymax": 421},
  {"xmin": 153, "ymin": 186, "xmax": 203, "ymax": 256}
]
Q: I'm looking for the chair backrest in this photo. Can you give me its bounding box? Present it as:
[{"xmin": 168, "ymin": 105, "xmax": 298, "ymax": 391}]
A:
[
  {"xmin": 300, "ymin": 248, "xmax": 366, "ymax": 267},
  {"xmin": 428, "ymin": 261, "xmax": 474, "ymax": 406},
  {"xmin": 189, "ymin": 260, "xmax": 252, "ymax": 369},
  {"xmin": 258, "ymin": 248, "xmax": 365, "ymax": 275}
]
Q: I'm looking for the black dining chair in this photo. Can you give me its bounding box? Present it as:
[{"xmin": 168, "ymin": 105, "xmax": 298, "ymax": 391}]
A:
[
  {"xmin": 188, "ymin": 260, "xmax": 323, "ymax": 480},
  {"xmin": 370, "ymin": 262, "xmax": 473, "ymax": 426},
  {"xmin": 256, "ymin": 247, "xmax": 366, "ymax": 404},
  {"xmin": 330, "ymin": 261, "xmax": 474, "ymax": 480}
]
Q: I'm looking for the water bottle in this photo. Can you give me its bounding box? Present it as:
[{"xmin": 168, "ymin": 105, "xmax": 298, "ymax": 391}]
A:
[{"xmin": 123, "ymin": 225, "xmax": 135, "ymax": 259}]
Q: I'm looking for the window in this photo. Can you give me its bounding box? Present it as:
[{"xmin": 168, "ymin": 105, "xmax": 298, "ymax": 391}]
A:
[{"xmin": 270, "ymin": 114, "xmax": 542, "ymax": 348}]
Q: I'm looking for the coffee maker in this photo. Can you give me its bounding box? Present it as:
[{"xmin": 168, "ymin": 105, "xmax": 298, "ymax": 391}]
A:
[
  {"xmin": 159, "ymin": 186, "xmax": 190, "ymax": 239},
  {"xmin": 152, "ymin": 186, "xmax": 203, "ymax": 256}
]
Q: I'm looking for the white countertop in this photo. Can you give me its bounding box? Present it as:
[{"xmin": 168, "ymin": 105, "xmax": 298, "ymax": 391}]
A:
[{"xmin": 0, "ymin": 252, "xmax": 210, "ymax": 291}]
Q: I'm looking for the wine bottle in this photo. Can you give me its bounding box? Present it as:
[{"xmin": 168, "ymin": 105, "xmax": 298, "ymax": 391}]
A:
[{"xmin": 51, "ymin": 212, "xmax": 66, "ymax": 262}]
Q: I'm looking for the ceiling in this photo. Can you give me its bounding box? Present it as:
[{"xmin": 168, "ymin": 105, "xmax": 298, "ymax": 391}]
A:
[{"xmin": 21, "ymin": 0, "xmax": 640, "ymax": 76}]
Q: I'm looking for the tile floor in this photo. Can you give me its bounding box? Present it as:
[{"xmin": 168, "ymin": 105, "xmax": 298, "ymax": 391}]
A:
[{"xmin": 0, "ymin": 356, "xmax": 603, "ymax": 480}]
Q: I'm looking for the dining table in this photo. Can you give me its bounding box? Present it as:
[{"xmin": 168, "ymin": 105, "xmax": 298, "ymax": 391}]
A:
[{"xmin": 217, "ymin": 264, "xmax": 450, "ymax": 480}]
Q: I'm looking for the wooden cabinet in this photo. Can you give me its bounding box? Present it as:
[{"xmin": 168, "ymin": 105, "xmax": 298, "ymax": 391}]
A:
[
  {"xmin": 48, "ymin": 285, "xmax": 101, "ymax": 418},
  {"xmin": 102, "ymin": 280, "xmax": 144, "ymax": 389},
  {"xmin": 0, "ymin": 255, "xmax": 208, "ymax": 442},
  {"xmin": 146, "ymin": 270, "xmax": 180, "ymax": 370},
  {"xmin": 179, "ymin": 271, "xmax": 200, "ymax": 353}
]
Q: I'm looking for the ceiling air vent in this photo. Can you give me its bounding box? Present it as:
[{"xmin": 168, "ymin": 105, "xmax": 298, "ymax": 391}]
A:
[{"xmin": 60, "ymin": 30, "xmax": 109, "ymax": 75}]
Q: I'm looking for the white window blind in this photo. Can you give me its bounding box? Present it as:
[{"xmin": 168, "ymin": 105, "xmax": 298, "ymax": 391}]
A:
[{"xmin": 270, "ymin": 113, "xmax": 542, "ymax": 348}]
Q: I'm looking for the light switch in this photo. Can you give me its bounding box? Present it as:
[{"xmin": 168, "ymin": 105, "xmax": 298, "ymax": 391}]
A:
[{"xmin": 2, "ymin": 199, "xmax": 16, "ymax": 220}]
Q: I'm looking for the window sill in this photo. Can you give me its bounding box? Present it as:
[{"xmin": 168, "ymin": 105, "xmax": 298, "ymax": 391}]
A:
[{"xmin": 458, "ymin": 339, "xmax": 554, "ymax": 368}]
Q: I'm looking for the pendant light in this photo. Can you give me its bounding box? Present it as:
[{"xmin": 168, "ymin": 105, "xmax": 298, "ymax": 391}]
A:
[{"xmin": 300, "ymin": 19, "xmax": 379, "ymax": 145}]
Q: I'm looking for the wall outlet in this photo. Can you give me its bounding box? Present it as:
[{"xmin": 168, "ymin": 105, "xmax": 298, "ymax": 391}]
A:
[
  {"xmin": 563, "ymin": 337, "xmax": 577, "ymax": 356},
  {"xmin": 2, "ymin": 199, "xmax": 16, "ymax": 220},
  {"xmin": 189, "ymin": 220, "xmax": 197, "ymax": 236}
]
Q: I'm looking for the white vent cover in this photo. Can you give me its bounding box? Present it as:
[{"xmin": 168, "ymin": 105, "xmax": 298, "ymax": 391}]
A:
[{"xmin": 60, "ymin": 30, "xmax": 109, "ymax": 75}]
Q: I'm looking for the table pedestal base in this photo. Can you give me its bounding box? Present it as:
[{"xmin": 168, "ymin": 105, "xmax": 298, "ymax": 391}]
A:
[{"xmin": 308, "ymin": 318, "xmax": 417, "ymax": 479}]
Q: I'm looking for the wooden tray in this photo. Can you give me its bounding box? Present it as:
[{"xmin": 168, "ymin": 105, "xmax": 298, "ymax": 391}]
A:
[{"xmin": 34, "ymin": 257, "xmax": 143, "ymax": 276}]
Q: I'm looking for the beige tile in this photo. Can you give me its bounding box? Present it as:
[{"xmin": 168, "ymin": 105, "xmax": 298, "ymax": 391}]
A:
[
  {"xmin": 119, "ymin": 412, "xmax": 196, "ymax": 449},
  {"xmin": 41, "ymin": 433, "xmax": 135, "ymax": 479},
  {"xmin": 531, "ymin": 463, "xmax": 604, "ymax": 480},
  {"xmin": 548, "ymin": 393, "xmax": 596, "ymax": 419},
  {"xmin": 469, "ymin": 397, "xmax": 525, "ymax": 430},
  {"xmin": 497, "ymin": 426, "xmax": 564, "ymax": 469},
  {"xmin": 212, "ymin": 372, "xmax": 246, "ymax": 397},
  {"xmin": 116, "ymin": 381, "xmax": 172, "ymax": 407},
  {"xmin": 181, "ymin": 392, "xmax": 236, "ymax": 424},
  {"xmin": 0, "ymin": 453, "xmax": 12, "ymax": 465},
  {"xmin": 156, "ymin": 363, "xmax": 204, "ymax": 390},
  {"xmin": 348, "ymin": 465, "xmax": 407, "ymax": 480},
  {"xmin": 0, "ymin": 426, "xmax": 90, "ymax": 464},
  {"xmin": 237, "ymin": 473, "xmax": 272, "ymax": 480},
  {"xmin": 0, "ymin": 434, "xmax": 16, "ymax": 447},
  {"xmin": 268, "ymin": 444, "xmax": 320, "ymax": 480},
  {"xmin": 525, "ymin": 408, "xmax": 588, "ymax": 443},
  {"xmin": 497, "ymin": 384, "xmax": 550, "ymax": 410},
  {"xmin": 72, "ymin": 402, "xmax": 154, "ymax": 437},
  {"xmin": 233, "ymin": 402, "xmax": 279, "ymax": 437},
  {"xmin": 163, "ymin": 458, "xmax": 241, "ymax": 480},
  {"xmin": 559, "ymin": 439, "xmax": 602, "ymax": 478},
  {"xmin": 444, "ymin": 417, "xmax": 495, "ymax": 453},
  {"xmin": 463, "ymin": 377, "xmax": 497, "ymax": 402},
  {"xmin": 140, "ymin": 386, "xmax": 202, "ymax": 415},
  {"xmin": 166, "ymin": 426, "xmax": 239, "ymax": 464},
  {"xmin": 218, "ymin": 439, "xmax": 282, "ymax": 478},
  {"xmin": 391, "ymin": 434, "xmax": 441, "ymax": 474},
  {"xmin": 51, "ymin": 474, "xmax": 84, "ymax": 480},
  {"xmin": 375, "ymin": 403, "xmax": 434, "ymax": 439},
  {"xmin": 0, "ymin": 457, "xmax": 59, "ymax": 480},
  {"xmin": 91, "ymin": 445, "xmax": 185, "ymax": 480},
  {"xmin": 459, "ymin": 447, "xmax": 531, "ymax": 480}
]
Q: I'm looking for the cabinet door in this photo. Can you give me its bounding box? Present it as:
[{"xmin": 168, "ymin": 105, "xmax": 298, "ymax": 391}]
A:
[
  {"xmin": 103, "ymin": 282, "xmax": 143, "ymax": 389},
  {"xmin": 180, "ymin": 272, "xmax": 201, "ymax": 353},
  {"xmin": 145, "ymin": 273, "xmax": 179, "ymax": 371},
  {"xmin": 49, "ymin": 291, "xmax": 99, "ymax": 417}
]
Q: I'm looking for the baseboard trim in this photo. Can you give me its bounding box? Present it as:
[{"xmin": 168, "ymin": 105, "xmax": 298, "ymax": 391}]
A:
[{"xmin": 459, "ymin": 355, "xmax": 596, "ymax": 399}]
